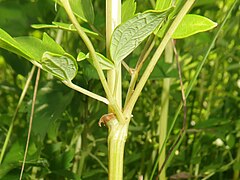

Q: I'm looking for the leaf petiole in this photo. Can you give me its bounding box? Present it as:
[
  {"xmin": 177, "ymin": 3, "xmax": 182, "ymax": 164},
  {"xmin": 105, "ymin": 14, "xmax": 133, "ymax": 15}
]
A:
[{"xmin": 62, "ymin": 81, "xmax": 109, "ymax": 105}]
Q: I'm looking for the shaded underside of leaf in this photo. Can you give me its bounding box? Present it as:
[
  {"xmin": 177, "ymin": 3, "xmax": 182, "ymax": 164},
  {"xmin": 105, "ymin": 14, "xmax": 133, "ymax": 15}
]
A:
[{"xmin": 41, "ymin": 52, "xmax": 78, "ymax": 81}]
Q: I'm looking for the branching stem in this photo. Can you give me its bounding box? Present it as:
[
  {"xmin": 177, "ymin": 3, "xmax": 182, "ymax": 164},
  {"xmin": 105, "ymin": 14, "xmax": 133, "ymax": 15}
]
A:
[
  {"xmin": 60, "ymin": 0, "xmax": 125, "ymax": 123},
  {"xmin": 123, "ymin": 0, "xmax": 195, "ymax": 119},
  {"xmin": 124, "ymin": 35, "xmax": 156, "ymax": 107}
]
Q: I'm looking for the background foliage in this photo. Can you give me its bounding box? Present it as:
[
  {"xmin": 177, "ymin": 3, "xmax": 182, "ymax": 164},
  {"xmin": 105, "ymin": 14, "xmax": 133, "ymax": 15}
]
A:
[{"xmin": 0, "ymin": 0, "xmax": 239, "ymax": 179}]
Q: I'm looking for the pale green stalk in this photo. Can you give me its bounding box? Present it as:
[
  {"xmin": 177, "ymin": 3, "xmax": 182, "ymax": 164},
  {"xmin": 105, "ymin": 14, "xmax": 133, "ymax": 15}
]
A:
[
  {"xmin": 158, "ymin": 41, "xmax": 173, "ymax": 180},
  {"xmin": 0, "ymin": 66, "xmax": 36, "ymax": 164},
  {"xmin": 106, "ymin": 1, "xmax": 129, "ymax": 179},
  {"xmin": 62, "ymin": 81, "xmax": 109, "ymax": 104},
  {"xmin": 123, "ymin": 0, "xmax": 195, "ymax": 119},
  {"xmin": 107, "ymin": 119, "xmax": 128, "ymax": 180},
  {"xmin": 60, "ymin": 0, "xmax": 125, "ymax": 123},
  {"xmin": 61, "ymin": 1, "xmax": 128, "ymax": 179},
  {"xmin": 106, "ymin": 0, "xmax": 122, "ymax": 108}
]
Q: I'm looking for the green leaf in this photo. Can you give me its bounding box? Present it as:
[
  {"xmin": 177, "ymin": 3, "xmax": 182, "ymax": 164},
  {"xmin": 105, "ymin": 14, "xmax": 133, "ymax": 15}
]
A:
[
  {"xmin": 41, "ymin": 52, "xmax": 78, "ymax": 81},
  {"xmin": 172, "ymin": 14, "xmax": 218, "ymax": 39},
  {"xmin": 52, "ymin": 22, "xmax": 76, "ymax": 31},
  {"xmin": 42, "ymin": 33, "xmax": 66, "ymax": 55},
  {"xmin": 0, "ymin": 28, "xmax": 78, "ymax": 80},
  {"xmin": 77, "ymin": 52, "xmax": 87, "ymax": 61},
  {"xmin": 52, "ymin": 22, "xmax": 98, "ymax": 37},
  {"xmin": 110, "ymin": 10, "xmax": 168, "ymax": 65},
  {"xmin": 155, "ymin": 0, "xmax": 172, "ymax": 11},
  {"xmin": 122, "ymin": 0, "xmax": 136, "ymax": 23},
  {"xmin": 31, "ymin": 23, "xmax": 74, "ymax": 31},
  {"xmin": 95, "ymin": 53, "xmax": 114, "ymax": 70},
  {"xmin": 80, "ymin": 0, "xmax": 94, "ymax": 24},
  {"xmin": 62, "ymin": 0, "xmax": 84, "ymax": 22},
  {"xmin": 31, "ymin": 22, "xmax": 99, "ymax": 37},
  {"xmin": 0, "ymin": 29, "xmax": 67, "ymax": 62},
  {"xmin": 14, "ymin": 36, "xmax": 45, "ymax": 61},
  {"xmin": 86, "ymin": 52, "xmax": 114, "ymax": 70},
  {"xmin": 155, "ymin": 1, "xmax": 186, "ymax": 38},
  {"xmin": 0, "ymin": 28, "xmax": 31, "ymax": 60},
  {"xmin": 68, "ymin": 0, "xmax": 94, "ymax": 24},
  {"xmin": 14, "ymin": 33, "xmax": 65, "ymax": 62}
]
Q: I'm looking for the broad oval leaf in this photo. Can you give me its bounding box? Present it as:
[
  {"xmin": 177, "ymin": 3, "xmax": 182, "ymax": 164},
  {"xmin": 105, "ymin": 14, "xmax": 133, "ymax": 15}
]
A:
[
  {"xmin": 110, "ymin": 10, "xmax": 168, "ymax": 65},
  {"xmin": 172, "ymin": 14, "xmax": 217, "ymax": 39},
  {"xmin": 41, "ymin": 52, "xmax": 78, "ymax": 81}
]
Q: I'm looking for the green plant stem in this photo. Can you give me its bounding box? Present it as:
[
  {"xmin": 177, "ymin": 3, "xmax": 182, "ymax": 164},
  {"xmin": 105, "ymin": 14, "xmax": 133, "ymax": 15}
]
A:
[
  {"xmin": 105, "ymin": 1, "xmax": 130, "ymax": 179},
  {"xmin": 63, "ymin": 81, "xmax": 109, "ymax": 104},
  {"xmin": 123, "ymin": 0, "xmax": 195, "ymax": 119},
  {"xmin": 60, "ymin": 0, "xmax": 125, "ymax": 123},
  {"xmin": 106, "ymin": 0, "xmax": 122, "ymax": 109},
  {"xmin": 0, "ymin": 66, "xmax": 36, "ymax": 164},
  {"xmin": 158, "ymin": 40, "xmax": 173, "ymax": 180},
  {"xmin": 124, "ymin": 35, "xmax": 156, "ymax": 107},
  {"xmin": 108, "ymin": 120, "xmax": 128, "ymax": 180}
]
